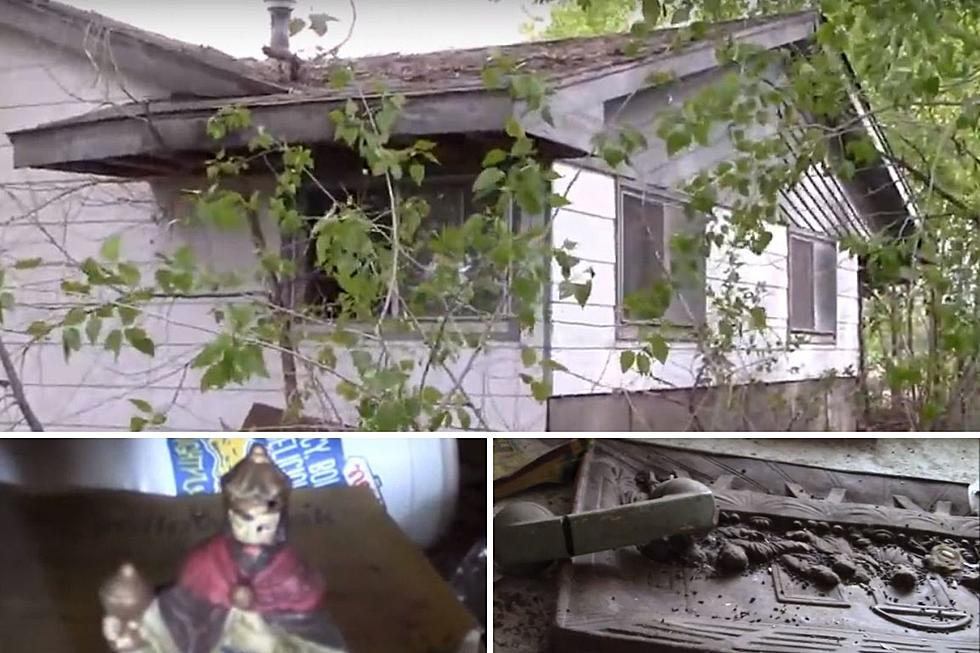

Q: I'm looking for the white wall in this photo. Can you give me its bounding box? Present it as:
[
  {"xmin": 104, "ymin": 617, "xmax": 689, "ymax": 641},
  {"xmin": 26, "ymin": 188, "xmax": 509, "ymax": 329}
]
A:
[
  {"xmin": 547, "ymin": 161, "xmax": 861, "ymax": 397},
  {"xmin": 0, "ymin": 25, "xmax": 545, "ymax": 431}
]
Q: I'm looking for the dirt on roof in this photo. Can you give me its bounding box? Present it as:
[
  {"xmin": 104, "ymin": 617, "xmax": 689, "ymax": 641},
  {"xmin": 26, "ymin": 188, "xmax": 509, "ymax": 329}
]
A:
[
  {"xmin": 244, "ymin": 11, "xmax": 815, "ymax": 96},
  {"xmin": 10, "ymin": 10, "xmax": 817, "ymax": 134}
]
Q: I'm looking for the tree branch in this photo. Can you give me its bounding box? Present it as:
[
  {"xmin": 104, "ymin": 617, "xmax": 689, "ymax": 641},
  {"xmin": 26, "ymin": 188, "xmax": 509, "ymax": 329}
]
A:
[{"xmin": 0, "ymin": 335, "xmax": 44, "ymax": 431}]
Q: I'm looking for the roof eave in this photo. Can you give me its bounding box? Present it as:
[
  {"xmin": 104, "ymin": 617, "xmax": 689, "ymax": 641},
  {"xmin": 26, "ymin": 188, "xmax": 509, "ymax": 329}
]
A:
[
  {"xmin": 8, "ymin": 90, "xmax": 592, "ymax": 178},
  {"xmin": 0, "ymin": 0, "xmax": 287, "ymax": 98}
]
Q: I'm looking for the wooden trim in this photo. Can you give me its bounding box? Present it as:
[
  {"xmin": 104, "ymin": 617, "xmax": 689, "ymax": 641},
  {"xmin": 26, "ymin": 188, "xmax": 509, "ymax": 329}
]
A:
[
  {"xmin": 9, "ymin": 91, "xmax": 518, "ymax": 171},
  {"xmin": 714, "ymin": 488, "xmax": 978, "ymax": 539}
]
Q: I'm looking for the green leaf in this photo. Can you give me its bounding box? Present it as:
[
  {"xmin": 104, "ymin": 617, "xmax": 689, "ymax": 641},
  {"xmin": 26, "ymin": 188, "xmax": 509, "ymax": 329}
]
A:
[
  {"xmin": 641, "ymin": 0, "xmax": 662, "ymax": 23},
  {"xmin": 482, "ymin": 149, "xmax": 508, "ymax": 167},
  {"xmin": 350, "ymin": 350, "xmax": 373, "ymax": 375},
  {"xmin": 456, "ymin": 408, "xmax": 472, "ymax": 430},
  {"xmin": 671, "ymin": 5, "xmax": 690, "ymax": 24},
  {"xmin": 541, "ymin": 358, "xmax": 568, "ymax": 373},
  {"xmin": 198, "ymin": 191, "xmax": 246, "ymax": 230},
  {"xmin": 337, "ymin": 380, "xmax": 359, "ymax": 401},
  {"xmin": 61, "ymin": 280, "xmax": 91, "ymax": 295},
  {"xmin": 420, "ymin": 386, "xmax": 443, "ymax": 405},
  {"xmin": 428, "ymin": 411, "xmax": 449, "ymax": 430},
  {"xmin": 129, "ymin": 398, "xmax": 153, "ymax": 413},
  {"xmin": 117, "ymin": 305, "xmax": 140, "ymax": 326},
  {"xmin": 521, "ymin": 347, "xmax": 538, "ymax": 367},
  {"xmin": 328, "ymin": 65, "xmax": 353, "ymax": 90},
  {"xmin": 331, "ymin": 329, "xmax": 359, "ymax": 347},
  {"xmin": 63, "ymin": 307, "xmax": 87, "ymax": 328},
  {"xmin": 104, "ymin": 329, "xmax": 123, "ymax": 359},
  {"xmin": 636, "ymin": 352, "xmax": 651, "ymax": 375},
  {"xmin": 473, "ymin": 168, "xmax": 505, "ymax": 195},
  {"xmin": 14, "ymin": 258, "xmax": 42, "ymax": 270},
  {"xmin": 129, "ymin": 416, "xmax": 149, "ymax": 432},
  {"xmin": 62, "ymin": 327, "xmax": 82, "ymax": 361},
  {"xmin": 200, "ymin": 365, "xmax": 227, "ymax": 392},
  {"xmin": 647, "ymin": 333, "xmax": 669, "ymax": 364},
  {"xmin": 85, "ymin": 315, "xmax": 103, "ymax": 344},
  {"xmin": 749, "ymin": 306, "xmax": 767, "ymax": 330},
  {"xmin": 317, "ymin": 346, "xmax": 338, "ymax": 369},
  {"xmin": 26, "ymin": 321, "xmax": 52, "ymax": 339},
  {"xmin": 101, "ymin": 234, "xmax": 121, "ymax": 262},
  {"xmin": 573, "ymin": 280, "xmax": 592, "ymax": 307},
  {"xmin": 0, "ymin": 292, "xmax": 13, "ymax": 314},
  {"xmin": 192, "ymin": 340, "xmax": 226, "ymax": 369},
  {"xmin": 665, "ymin": 130, "xmax": 691, "ymax": 155},
  {"xmin": 309, "ymin": 12, "xmax": 338, "ymax": 37},
  {"xmin": 288, "ymin": 17, "xmax": 306, "ymax": 36},
  {"xmin": 530, "ymin": 379, "xmax": 552, "ymax": 402},
  {"xmin": 117, "ymin": 263, "xmax": 141, "ymax": 287},
  {"xmin": 124, "ymin": 328, "xmax": 155, "ymax": 357},
  {"xmin": 409, "ymin": 163, "xmax": 425, "ymax": 186},
  {"xmin": 620, "ymin": 350, "xmax": 636, "ymax": 372}
]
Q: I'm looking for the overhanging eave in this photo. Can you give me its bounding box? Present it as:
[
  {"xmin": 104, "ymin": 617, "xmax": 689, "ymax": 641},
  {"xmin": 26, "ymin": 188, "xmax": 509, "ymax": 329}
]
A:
[{"xmin": 8, "ymin": 91, "xmax": 591, "ymax": 178}]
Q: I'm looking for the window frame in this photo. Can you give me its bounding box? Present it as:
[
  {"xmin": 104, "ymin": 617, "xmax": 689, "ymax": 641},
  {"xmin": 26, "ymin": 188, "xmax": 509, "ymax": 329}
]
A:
[
  {"xmin": 786, "ymin": 227, "xmax": 838, "ymax": 343},
  {"xmin": 615, "ymin": 179, "xmax": 707, "ymax": 341},
  {"xmin": 300, "ymin": 173, "xmax": 522, "ymax": 340}
]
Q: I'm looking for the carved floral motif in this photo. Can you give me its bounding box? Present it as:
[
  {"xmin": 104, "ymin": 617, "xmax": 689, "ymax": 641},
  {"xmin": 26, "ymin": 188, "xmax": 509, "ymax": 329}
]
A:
[{"xmin": 624, "ymin": 470, "xmax": 980, "ymax": 597}]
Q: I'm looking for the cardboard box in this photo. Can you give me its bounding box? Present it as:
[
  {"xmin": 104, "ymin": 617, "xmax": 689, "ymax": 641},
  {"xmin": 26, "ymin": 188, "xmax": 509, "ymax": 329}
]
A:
[{"xmin": 0, "ymin": 483, "xmax": 475, "ymax": 653}]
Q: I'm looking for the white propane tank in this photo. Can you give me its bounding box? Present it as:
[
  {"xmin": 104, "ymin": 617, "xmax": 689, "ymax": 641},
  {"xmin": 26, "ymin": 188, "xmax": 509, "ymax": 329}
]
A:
[{"xmin": 0, "ymin": 437, "xmax": 459, "ymax": 548}]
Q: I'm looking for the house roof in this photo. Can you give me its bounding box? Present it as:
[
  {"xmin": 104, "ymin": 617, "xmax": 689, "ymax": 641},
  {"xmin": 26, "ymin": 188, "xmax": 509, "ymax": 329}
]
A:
[
  {"xmin": 23, "ymin": 11, "xmax": 817, "ymax": 133},
  {"xmin": 0, "ymin": 0, "xmax": 286, "ymax": 97},
  {"xmin": 245, "ymin": 11, "xmax": 813, "ymax": 95},
  {"xmin": 7, "ymin": 9, "xmax": 821, "ymax": 176}
]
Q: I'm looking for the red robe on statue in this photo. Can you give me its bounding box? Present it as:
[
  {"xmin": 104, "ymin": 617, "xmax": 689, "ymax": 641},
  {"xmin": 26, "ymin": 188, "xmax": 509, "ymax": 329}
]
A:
[
  {"xmin": 178, "ymin": 534, "xmax": 325, "ymax": 613},
  {"xmin": 157, "ymin": 533, "xmax": 345, "ymax": 653}
]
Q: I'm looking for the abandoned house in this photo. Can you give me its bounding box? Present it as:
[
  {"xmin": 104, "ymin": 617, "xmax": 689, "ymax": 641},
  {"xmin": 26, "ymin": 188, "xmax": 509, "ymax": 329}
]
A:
[{"xmin": 0, "ymin": 1, "xmax": 913, "ymax": 430}]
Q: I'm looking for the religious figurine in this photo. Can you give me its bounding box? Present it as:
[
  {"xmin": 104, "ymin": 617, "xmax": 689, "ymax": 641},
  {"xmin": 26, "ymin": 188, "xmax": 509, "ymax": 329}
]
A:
[{"xmin": 101, "ymin": 444, "xmax": 347, "ymax": 653}]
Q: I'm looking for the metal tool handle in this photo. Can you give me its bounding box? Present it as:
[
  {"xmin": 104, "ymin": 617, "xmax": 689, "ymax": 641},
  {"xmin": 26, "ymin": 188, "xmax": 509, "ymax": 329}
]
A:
[{"xmin": 494, "ymin": 478, "xmax": 717, "ymax": 576}]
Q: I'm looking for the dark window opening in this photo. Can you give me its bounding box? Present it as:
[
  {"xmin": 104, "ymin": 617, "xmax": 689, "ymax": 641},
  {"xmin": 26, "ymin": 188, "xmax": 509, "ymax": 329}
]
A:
[
  {"xmin": 300, "ymin": 177, "xmax": 518, "ymax": 321},
  {"xmin": 619, "ymin": 185, "xmax": 706, "ymax": 327}
]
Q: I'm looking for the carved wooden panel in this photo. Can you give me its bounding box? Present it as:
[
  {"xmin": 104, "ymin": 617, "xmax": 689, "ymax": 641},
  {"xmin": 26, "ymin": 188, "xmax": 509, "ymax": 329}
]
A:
[{"xmin": 554, "ymin": 440, "xmax": 979, "ymax": 653}]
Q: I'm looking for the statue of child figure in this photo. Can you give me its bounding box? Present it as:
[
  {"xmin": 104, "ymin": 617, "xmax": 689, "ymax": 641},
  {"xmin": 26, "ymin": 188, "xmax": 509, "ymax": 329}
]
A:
[{"xmin": 101, "ymin": 444, "xmax": 347, "ymax": 653}]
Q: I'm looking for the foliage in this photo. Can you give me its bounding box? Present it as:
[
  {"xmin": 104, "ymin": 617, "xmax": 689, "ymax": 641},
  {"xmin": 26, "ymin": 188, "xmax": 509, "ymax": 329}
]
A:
[
  {"xmin": 4, "ymin": 1, "xmax": 979, "ymax": 430},
  {"xmin": 531, "ymin": 0, "xmax": 980, "ymax": 429}
]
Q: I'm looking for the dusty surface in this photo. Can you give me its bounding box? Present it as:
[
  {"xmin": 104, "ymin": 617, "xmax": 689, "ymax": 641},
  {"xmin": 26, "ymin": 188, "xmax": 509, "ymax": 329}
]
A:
[
  {"xmin": 646, "ymin": 437, "xmax": 980, "ymax": 484},
  {"xmin": 491, "ymin": 437, "xmax": 979, "ymax": 652},
  {"xmin": 492, "ymin": 484, "xmax": 573, "ymax": 653}
]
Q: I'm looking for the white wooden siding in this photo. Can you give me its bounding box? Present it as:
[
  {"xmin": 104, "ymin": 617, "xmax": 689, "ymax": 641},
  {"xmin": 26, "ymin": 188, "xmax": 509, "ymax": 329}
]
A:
[
  {"xmin": 0, "ymin": 24, "xmax": 545, "ymax": 430},
  {"xmin": 548, "ymin": 161, "xmax": 862, "ymax": 398}
]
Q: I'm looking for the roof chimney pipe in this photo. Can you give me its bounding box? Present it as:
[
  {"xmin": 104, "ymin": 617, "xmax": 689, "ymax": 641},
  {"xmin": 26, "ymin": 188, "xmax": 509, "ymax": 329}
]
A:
[{"xmin": 264, "ymin": 0, "xmax": 297, "ymax": 53}]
